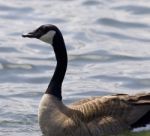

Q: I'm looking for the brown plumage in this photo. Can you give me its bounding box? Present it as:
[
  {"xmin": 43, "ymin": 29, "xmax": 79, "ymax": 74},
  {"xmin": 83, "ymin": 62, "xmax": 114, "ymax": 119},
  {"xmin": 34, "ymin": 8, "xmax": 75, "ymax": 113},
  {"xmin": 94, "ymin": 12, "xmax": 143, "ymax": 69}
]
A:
[
  {"xmin": 38, "ymin": 93, "xmax": 150, "ymax": 136},
  {"xmin": 70, "ymin": 93, "xmax": 150, "ymax": 132}
]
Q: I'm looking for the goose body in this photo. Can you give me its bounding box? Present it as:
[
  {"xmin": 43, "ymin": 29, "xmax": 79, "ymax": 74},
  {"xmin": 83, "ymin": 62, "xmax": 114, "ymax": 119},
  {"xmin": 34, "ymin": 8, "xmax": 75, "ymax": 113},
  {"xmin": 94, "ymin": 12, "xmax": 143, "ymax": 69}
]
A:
[{"xmin": 22, "ymin": 24, "xmax": 150, "ymax": 136}]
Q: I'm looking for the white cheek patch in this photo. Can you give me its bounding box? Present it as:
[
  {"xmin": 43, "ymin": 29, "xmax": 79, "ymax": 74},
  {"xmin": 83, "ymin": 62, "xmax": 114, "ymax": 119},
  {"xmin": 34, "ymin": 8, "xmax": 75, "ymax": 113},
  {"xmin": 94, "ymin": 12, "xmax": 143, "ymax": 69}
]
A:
[{"xmin": 40, "ymin": 30, "xmax": 56, "ymax": 44}]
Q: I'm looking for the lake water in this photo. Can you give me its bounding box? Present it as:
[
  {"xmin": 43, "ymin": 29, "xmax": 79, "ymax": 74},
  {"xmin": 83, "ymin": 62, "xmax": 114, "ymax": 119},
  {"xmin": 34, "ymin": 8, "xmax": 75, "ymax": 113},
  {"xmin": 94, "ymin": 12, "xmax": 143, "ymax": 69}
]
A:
[{"xmin": 0, "ymin": 0, "xmax": 150, "ymax": 135}]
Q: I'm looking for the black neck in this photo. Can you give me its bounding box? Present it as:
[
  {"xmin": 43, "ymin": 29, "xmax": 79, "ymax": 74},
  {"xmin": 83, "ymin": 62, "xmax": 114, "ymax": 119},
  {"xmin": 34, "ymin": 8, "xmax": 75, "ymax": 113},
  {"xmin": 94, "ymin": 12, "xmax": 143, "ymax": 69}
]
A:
[{"xmin": 45, "ymin": 31, "xmax": 67, "ymax": 100}]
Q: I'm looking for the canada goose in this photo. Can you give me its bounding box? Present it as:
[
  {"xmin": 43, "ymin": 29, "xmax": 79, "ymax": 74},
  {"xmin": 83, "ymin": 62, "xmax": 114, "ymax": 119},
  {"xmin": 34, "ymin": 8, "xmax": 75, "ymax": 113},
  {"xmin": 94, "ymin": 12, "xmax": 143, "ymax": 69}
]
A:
[{"xmin": 22, "ymin": 24, "xmax": 150, "ymax": 136}]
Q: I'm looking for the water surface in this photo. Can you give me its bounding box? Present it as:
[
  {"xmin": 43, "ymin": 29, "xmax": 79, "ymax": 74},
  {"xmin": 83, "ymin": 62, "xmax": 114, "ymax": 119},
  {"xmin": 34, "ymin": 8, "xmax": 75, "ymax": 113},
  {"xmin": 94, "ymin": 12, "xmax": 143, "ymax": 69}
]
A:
[{"xmin": 0, "ymin": 0, "xmax": 150, "ymax": 135}]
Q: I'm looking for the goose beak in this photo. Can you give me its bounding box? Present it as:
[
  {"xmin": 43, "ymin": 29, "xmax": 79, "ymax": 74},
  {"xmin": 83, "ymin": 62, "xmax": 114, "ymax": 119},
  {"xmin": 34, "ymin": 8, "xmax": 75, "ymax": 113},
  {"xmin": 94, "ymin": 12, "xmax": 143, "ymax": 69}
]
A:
[
  {"xmin": 22, "ymin": 29, "xmax": 41, "ymax": 38},
  {"xmin": 22, "ymin": 33, "xmax": 34, "ymax": 38}
]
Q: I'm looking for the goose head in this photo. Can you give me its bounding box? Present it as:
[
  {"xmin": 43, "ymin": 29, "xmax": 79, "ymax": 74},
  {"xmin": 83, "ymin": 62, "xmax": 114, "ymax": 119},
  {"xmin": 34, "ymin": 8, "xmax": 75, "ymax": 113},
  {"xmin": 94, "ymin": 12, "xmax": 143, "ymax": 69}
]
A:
[
  {"xmin": 22, "ymin": 24, "xmax": 67, "ymax": 100},
  {"xmin": 22, "ymin": 24, "xmax": 61, "ymax": 45}
]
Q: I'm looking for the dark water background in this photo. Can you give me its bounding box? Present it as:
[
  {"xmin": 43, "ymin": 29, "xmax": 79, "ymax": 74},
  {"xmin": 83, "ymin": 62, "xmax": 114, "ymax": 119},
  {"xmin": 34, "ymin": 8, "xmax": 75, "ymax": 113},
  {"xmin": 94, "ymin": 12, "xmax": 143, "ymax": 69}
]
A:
[{"xmin": 0, "ymin": 0, "xmax": 150, "ymax": 135}]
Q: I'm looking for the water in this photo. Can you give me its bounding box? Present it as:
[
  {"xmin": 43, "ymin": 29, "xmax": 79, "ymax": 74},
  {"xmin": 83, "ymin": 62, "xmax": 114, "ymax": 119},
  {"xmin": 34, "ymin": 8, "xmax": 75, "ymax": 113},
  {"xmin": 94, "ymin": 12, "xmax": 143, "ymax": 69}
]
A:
[{"xmin": 0, "ymin": 0, "xmax": 150, "ymax": 135}]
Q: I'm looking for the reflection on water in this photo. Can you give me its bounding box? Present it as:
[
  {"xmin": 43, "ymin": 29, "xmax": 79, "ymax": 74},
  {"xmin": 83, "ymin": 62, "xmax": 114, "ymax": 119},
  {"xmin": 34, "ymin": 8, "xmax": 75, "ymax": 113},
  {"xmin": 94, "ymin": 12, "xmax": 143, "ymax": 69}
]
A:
[{"xmin": 0, "ymin": 0, "xmax": 150, "ymax": 135}]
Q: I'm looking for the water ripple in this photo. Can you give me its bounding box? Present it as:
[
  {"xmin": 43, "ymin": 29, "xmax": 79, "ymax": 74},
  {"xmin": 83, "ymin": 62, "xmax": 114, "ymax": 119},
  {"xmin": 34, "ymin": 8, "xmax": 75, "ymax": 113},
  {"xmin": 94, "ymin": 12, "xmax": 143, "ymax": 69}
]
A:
[
  {"xmin": 113, "ymin": 5, "xmax": 150, "ymax": 15},
  {"xmin": 91, "ymin": 75, "xmax": 150, "ymax": 89},
  {"xmin": 0, "ymin": 47, "xmax": 18, "ymax": 53},
  {"xmin": 96, "ymin": 18, "xmax": 149, "ymax": 29},
  {"xmin": 0, "ymin": 4, "xmax": 33, "ymax": 13},
  {"xmin": 82, "ymin": 0, "xmax": 101, "ymax": 6},
  {"xmin": 95, "ymin": 30, "xmax": 150, "ymax": 42}
]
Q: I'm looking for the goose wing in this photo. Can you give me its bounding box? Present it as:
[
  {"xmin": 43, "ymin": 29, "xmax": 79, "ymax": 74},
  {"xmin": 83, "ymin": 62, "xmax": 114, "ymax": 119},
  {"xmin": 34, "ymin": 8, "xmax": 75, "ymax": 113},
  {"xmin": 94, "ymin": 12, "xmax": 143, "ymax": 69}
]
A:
[{"xmin": 70, "ymin": 93, "xmax": 150, "ymax": 129}]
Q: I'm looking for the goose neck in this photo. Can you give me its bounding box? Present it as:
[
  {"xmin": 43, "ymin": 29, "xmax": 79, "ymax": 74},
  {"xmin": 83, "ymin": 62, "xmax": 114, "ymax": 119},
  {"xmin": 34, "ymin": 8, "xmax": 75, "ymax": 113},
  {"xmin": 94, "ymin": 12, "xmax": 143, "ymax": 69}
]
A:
[{"xmin": 46, "ymin": 33, "xmax": 67, "ymax": 101}]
